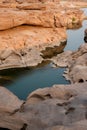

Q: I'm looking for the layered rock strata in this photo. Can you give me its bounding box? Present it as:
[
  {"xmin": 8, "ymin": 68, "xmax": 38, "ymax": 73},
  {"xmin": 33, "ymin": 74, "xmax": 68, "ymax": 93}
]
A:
[
  {"xmin": 0, "ymin": 3, "xmax": 84, "ymax": 30},
  {"xmin": 0, "ymin": 26, "xmax": 67, "ymax": 70},
  {"xmin": 0, "ymin": 0, "xmax": 85, "ymax": 70}
]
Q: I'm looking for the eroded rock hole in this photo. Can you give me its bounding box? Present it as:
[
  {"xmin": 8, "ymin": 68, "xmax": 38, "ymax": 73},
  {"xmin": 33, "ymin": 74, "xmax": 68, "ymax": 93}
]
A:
[
  {"xmin": 57, "ymin": 101, "xmax": 70, "ymax": 106},
  {"xmin": 78, "ymin": 79, "xmax": 84, "ymax": 83},
  {"xmin": 65, "ymin": 107, "xmax": 75, "ymax": 115},
  {"xmin": 44, "ymin": 94, "xmax": 52, "ymax": 99}
]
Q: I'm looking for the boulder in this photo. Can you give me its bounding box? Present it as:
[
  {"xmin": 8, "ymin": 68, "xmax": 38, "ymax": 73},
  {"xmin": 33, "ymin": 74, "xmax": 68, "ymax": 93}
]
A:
[
  {"xmin": 0, "ymin": 86, "xmax": 26, "ymax": 130},
  {"xmin": 18, "ymin": 82, "xmax": 87, "ymax": 130},
  {"xmin": 0, "ymin": 86, "xmax": 23, "ymax": 113}
]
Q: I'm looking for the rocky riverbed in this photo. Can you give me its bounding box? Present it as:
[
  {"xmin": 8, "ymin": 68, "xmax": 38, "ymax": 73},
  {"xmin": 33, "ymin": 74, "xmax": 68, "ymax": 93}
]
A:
[{"xmin": 0, "ymin": 0, "xmax": 87, "ymax": 130}]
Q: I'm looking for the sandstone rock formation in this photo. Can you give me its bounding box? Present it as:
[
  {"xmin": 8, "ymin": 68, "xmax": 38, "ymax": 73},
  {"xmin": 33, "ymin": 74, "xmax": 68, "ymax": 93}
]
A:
[
  {"xmin": 52, "ymin": 44, "xmax": 87, "ymax": 83},
  {"xmin": 23, "ymin": 82, "xmax": 87, "ymax": 130},
  {"xmin": 0, "ymin": 26, "xmax": 67, "ymax": 70},
  {"xmin": 0, "ymin": 82, "xmax": 87, "ymax": 130},
  {"xmin": 0, "ymin": 3, "xmax": 84, "ymax": 30},
  {"xmin": 0, "ymin": 1, "xmax": 87, "ymax": 130},
  {"xmin": 0, "ymin": 0, "xmax": 85, "ymax": 70},
  {"xmin": 0, "ymin": 0, "xmax": 60, "ymax": 3},
  {"xmin": 0, "ymin": 86, "xmax": 25, "ymax": 130}
]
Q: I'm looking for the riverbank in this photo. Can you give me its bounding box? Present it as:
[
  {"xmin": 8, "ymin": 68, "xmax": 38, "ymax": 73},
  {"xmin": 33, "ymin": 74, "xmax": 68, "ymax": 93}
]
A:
[{"xmin": 0, "ymin": 0, "xmax": 87, "ymax": 130}]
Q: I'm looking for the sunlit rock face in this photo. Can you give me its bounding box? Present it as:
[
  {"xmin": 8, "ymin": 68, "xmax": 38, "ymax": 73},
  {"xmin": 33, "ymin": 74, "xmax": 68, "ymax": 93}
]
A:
[
  {"xmin": 0, "ymin": 0, "xmax": 60, "ymax": 3},
  {"xmin": 0, "ymin": 26, "xmax": 67, "ymax": 70},
  {"xmin": 0, "ymin": 5, "xmax": 83, "ymax": 30},
  {"xmin": 0, "ymin": 0, "xmax": 84, "ymax": 70}
]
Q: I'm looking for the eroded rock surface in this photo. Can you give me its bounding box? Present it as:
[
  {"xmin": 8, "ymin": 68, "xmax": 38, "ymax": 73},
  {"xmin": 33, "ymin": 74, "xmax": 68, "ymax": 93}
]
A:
[
  {"xmin": 0, "ymin": 26, "xmax": 67, "ymax": 70},
  {"xmin": 0, "ymin": 0, "xmax": 85, "ymax": 70},
  {"xmin": 0, "ymin": 1, "xmax": 87, "ymax": 130},
  {"xmin": 0, "ymin": 0, "xmax": 60, "ymax": 3},
  {"xmin": 0, "ymin": 86, "xmax": 23, "ymax": 113},
  {"xmin": 0, "ymin": 86, "xmax": 25, "ymax": 130},
  {"xmin": 0, "ymin": 4, "xmax": 84, "ymax": 30},
  {"xmin": 52, "ymin": 44, "xmax": 87, "ymax": 83},
  {"xmin": 23, "ymin": 82, "xmax": 87, "ymax": 130},
  {"xmin": 0, "ymin": 83, "xmax": 87, "ymax": 130}
]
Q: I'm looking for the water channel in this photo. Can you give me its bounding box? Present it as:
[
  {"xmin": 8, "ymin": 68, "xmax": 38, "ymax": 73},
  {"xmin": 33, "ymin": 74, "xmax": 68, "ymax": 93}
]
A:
[{"xmin": 0, "ymin": 8, "xmax": 87, "ymax": 100}]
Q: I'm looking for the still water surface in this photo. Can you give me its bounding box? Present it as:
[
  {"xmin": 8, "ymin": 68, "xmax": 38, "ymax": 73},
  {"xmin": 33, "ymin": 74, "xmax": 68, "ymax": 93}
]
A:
[
  {"xmin": 0, "ymin": 65, "xmax": 69, "ymax": 99},
  {"xmin": 65, "ymin": 8, "xmax": 87, "ymax": 50},
  {"xmin": 65, "ymin": 20, "xmax": 86, "ymax": 51},
  {"xmin": 0, "ymin": 8, "xmax": 87, "ymax": 100}
]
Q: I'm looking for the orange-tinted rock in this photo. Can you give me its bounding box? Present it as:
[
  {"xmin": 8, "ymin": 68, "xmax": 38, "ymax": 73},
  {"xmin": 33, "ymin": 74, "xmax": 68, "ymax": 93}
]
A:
[
  {"xmin": 0, "ymin": 2, "xmax": 84, "ymax": 30},
  {"xmin": 0, "ymin": 25, "xmax": 66, "ymax": 70},
  {"xmin": 0, "ymin": 0, "xmax": 60, "ymax": 3}
]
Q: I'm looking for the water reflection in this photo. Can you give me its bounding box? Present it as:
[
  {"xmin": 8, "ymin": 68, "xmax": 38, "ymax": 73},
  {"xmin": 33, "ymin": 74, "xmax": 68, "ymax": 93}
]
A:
[
  {"xmin": 65, "ymin": 8, "xmax": 87, "ymax": 51},
  {"xmin": 65, "ymin": 20, "xmax": 87, "ymax": 51}
]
